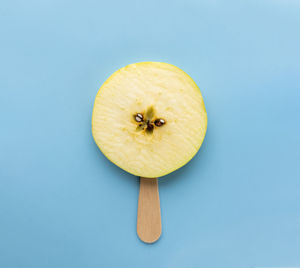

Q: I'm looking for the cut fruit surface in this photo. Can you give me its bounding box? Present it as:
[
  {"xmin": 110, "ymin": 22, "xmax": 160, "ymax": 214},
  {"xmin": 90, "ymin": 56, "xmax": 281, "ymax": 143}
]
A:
[{"xmin": 92, "ymin": 62, "xmax": 207, "ymax": 178}]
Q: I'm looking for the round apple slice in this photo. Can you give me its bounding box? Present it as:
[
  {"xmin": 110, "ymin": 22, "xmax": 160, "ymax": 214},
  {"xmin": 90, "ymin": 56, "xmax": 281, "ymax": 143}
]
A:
[
  {"xmin": 92, "ymin": 62, "xmax": 207, "ymax": 178},
  {"xmin": 92, "ymin": 62, "xmax": 207, "ymax": 243}
]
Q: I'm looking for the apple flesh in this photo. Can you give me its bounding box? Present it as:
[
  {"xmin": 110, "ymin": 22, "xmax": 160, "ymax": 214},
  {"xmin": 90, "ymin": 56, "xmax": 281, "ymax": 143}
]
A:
[{"xmin": 92, "ymin": 62, "xmax": 207, "ymax": 178}]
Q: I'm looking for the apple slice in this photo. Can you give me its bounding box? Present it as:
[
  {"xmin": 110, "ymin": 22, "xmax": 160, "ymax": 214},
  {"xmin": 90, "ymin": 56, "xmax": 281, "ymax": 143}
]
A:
[
  {"xmin": 92, "ymin": 62, "xmax": 207, "ymax": 178},
  {"xmin": 92, "ymin": 62, "xmax": 207, "ymax": 243}
]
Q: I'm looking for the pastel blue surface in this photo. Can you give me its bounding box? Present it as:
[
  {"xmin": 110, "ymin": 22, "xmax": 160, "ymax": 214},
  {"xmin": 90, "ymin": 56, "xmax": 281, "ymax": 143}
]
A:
[{"xmin": 1, "ymin": 0, "xmax": 300, "ymax": 267}]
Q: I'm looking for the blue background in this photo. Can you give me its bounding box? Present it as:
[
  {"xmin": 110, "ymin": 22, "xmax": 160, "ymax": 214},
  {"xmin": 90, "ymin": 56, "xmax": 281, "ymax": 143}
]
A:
[{"xmin": 0, "ymin": 0, "xmax": 299, "ymax": 267}]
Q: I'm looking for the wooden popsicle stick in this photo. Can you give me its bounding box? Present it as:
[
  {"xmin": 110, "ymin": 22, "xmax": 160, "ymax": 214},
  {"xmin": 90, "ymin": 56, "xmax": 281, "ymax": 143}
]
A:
[{"xmin": 137, "ymin": 177, "xmax": 162, "ymax": 243}]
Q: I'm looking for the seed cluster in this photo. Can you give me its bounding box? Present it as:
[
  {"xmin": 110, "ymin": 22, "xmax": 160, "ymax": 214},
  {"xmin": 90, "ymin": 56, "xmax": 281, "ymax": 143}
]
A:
[{"xmin": 133, "ymin": 107, "xmax": 166, "ymax": 134}]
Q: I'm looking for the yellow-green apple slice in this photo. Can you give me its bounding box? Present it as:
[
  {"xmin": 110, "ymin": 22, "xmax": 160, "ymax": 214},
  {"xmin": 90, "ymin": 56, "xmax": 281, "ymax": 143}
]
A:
[{"xmin": 92, "ymin": 62, "xmax": 207, "ymax": 178}]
